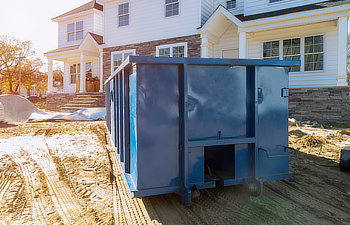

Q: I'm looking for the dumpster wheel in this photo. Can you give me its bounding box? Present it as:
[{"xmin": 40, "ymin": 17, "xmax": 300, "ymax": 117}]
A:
[{"xmin": 245, "ymin": 180, "xmax": 263, "ymax": 196}]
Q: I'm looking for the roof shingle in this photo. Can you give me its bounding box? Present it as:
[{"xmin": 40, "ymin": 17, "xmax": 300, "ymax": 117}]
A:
[
  {"xmin": 52, "ymin": 0, "xmax": 103, "ymax": 21},
  {"xmin": 236, "ymin": 0, "xmax": 350, "ymax": 21}
]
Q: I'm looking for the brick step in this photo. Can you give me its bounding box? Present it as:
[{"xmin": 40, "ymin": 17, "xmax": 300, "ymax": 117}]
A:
[
  {"xmin": 71, "ymin": 97, "xmax": 103, "ymax": 101},
  {"xmin": 64, "ymin": 103, "xmax": 94, "ymax": 107},
  {"xmin": 75, "ymin": 94, "xmax": 105, "ymax": 98},
  {"xmin": 69, "ymin": 100, "xmax": 97, "ymax": 104},
  {"xmin": 60, "ymin": 93, "xmax": 105, "ymax": 113}
]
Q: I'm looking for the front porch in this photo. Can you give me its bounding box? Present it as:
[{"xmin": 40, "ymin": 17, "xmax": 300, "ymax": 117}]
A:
[{"xmin": 45, "ymin": 33, "xmax": 104, "ymax": 94}]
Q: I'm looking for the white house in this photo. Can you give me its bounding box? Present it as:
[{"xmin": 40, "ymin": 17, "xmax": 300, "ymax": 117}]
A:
[{"xmin": 45, "ymin": 0, "xmax": 350, "ymax": 124}]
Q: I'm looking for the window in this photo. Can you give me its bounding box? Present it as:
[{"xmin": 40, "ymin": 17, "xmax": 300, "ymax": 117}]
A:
[
  {"xmin": 283, "ymin": 38, "xmax": 301, "ymax": 72},
  {"xmin": 70, "ymin": 63, "xmax": 80, "ymax": 84},
  {"xmin": 157, "ymin": 43, "xmax": 187, "ymax": 57},
  {"xmin": 165, "ymin": 0, "xmax": 179, "ymax": 17},
  {"xmin": 304, "ymin": 35, "xmax": 324, "ymax": 71},
  {"xmin": 76, "ymin": 21, "xmax": 84, "ymax": 40},
  {"xmin": 67, "ymin": 21, "xmax": 84, "ymax": 42},
  {"xmin": 119, "ymin": 3, "xmax": 129, "ymax": 27},
  {"xmin": 262, "ymin": 35, "xmax": 324, "ymax": 72},
  {"xmin": 226, "ymin": 0, "xmax": 236, "ymax": 9},
  {"xmin": 67, "ymin": 23, "xmax": 75, "ymax": 42},
  {"xmin": 263, "ymin": 41, "xmax": 279, "ymax": 60},
  {"xmin": 111, "ymin": 50, "xmax": 136, "ymax": 72},
  {"xmin": 86, "ymin": 62, "xmax": 92, "ymax": 79},
  {"xmin": 269, "ymin": 0, "xmax": 283, "ymax": 3}
]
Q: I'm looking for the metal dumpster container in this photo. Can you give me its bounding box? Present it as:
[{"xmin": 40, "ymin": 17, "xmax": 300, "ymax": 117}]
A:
[{"xmin": 105, "ymin": 56, "xmax": 299, "ymax": 205}]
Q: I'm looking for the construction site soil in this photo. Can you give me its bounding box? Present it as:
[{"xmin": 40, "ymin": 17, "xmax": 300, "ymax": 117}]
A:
[{"xmin": 0, "ymin": 121, "xmax": 349, "ymax": 224}]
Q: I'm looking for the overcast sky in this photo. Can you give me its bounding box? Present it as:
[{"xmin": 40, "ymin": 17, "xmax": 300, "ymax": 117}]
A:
[{"xmin": 0, "ymin": 0, "xmax": 89, "ymax": 67}]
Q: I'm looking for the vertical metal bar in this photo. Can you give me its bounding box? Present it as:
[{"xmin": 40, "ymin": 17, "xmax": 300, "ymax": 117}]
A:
[
  {"xmin": 125, "ymin": 68, "xmax": 130, "ymax": 173},
  {"xmin": 114, "ymin": 77, "xmax": 118, "ymax": 149},
  {"xmin": 121, "ymin": 69, "xmax": 125, "ymax": 163},
  {"xmin": 253, "ymin": 66, "xmax": 259, "ymax": 180},
  {"xmin": 116, "ymin": 75, "xmax": 119, "ymax": 152},
  {"xmin": 183, "ymin": 64, "xmax": 189, "ymax": 189}
]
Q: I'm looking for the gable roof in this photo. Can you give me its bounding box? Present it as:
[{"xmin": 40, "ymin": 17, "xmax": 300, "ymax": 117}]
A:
[
  {"xmin": 52, "ymin": 0, "xmax": 103, "ymax": 21},
  {"xmin": 89, "ymin": 32, "xmax": 104, "ymax": 45},
  {"xmin": 44, "ymin": 45, "xmax": 80, "ymax": 56},
  {"xmin": 236, "ymin": 0, "xmax": 350, "ymax": 21}
]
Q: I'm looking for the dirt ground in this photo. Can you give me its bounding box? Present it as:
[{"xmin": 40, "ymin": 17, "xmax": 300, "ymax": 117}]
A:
[{"xmin": 0, "ymin": 121, "xmax": 349, "ymax": 225}]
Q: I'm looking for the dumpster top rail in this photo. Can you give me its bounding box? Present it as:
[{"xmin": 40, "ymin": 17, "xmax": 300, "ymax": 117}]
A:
[{"xmin": 104, "ymin": 56, "xmax": 300, "ymax": 85}]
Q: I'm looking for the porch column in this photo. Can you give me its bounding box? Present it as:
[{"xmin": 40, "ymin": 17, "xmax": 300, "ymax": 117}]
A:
[
  {"xmin": 239, "ymin": 32, "xmax": 247, "ymax": 59},
  {"xmin": 337, "ymin": 16, "xmax": 349, "ymax": 86},
  {"xmin": 201, "ymin": 35, "xmax": 209, "ymax": 58},
  {"xmin": 80, "ymin": 53, "xmax": 86, "ymax": 93},
  {"xmin": 99, "ymin": 49, "xmax": 104, "ymax": 92},
  {"xmin": 47, "ymin": 59, "xmax": 54, "ymax": 93}
]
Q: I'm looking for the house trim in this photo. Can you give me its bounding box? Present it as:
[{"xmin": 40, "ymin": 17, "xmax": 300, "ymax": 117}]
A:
[
  {"xmin": 110, "ymin": 49, "xmax": 137, "ymax": 75},
  {"xmin": 260, "ymin": 33, "xmax": 327, "ymax": 74},
  {"xmin": 155, "ymin": 42, "xmax": 188, "ymax": 57}
]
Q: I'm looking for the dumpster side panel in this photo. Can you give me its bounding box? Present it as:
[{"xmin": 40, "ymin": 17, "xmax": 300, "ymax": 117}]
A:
[
  {"xmin": 137, "ymin": 64, "xmax": 180, "ymax": 189},
  {"xmin": 187, "ymin": 65, "xmax": 247, "ymax": 140},
  {"xmin": 257, "ymin": 66, "xmax": 289, "ymax": 177},
  {"xmin": 105, "ymin": 83, "xmax": 111, "ymax": 132},
  {"xmin": 129, "ymin": 71, "xmax": 138, "ymax": 185},
  {"xmin": 110, "ymin": 79, "xmax": 116, "ymax": 148}
]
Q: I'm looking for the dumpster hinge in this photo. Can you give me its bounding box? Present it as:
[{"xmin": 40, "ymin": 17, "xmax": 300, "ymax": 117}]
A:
[{"xmin": 281, "ymin": 88, "xmax": 289, "ymax": 98}]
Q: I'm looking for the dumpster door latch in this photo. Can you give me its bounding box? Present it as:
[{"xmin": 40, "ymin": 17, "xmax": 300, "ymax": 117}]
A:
[
  {"xmin": 281, "ymin": 88, "xmax": 289, "ymax": 98},
  {"xmin": 258, "ymin": 88, "xmax": 263, "ymax": 103}
]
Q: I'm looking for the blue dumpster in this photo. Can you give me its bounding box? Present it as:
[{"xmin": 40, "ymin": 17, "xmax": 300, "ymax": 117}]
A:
[{"xmin": 105, "ymin": 56, "xmax": 299, "ymax": 205}]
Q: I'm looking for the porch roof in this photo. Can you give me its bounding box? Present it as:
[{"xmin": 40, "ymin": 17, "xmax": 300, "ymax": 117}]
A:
[
  {"xmin": 236, "ymin": 0, "xmax": 350, "ymax": 22},
  {"xmin": 44, "ymin": 32, "xmax": 103, "ymax": 59},
  {"xmin": 44, "ymin": 45, "xmax": 80, "ymax": 56}
]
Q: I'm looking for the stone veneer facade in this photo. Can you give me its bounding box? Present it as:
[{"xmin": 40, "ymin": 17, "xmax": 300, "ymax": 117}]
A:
[
  {"xmin": 102, "ymin": 34, "xmax": 201, "ymax": 83},
  {"xmin": 289, "ymin": 87, "xmax": 350, "ymax": 126}
]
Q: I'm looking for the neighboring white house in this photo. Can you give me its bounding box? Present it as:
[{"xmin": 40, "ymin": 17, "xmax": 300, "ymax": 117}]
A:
[{"xmin": 45, "ymin": 0, "xmax": 350, "ymax": 124}]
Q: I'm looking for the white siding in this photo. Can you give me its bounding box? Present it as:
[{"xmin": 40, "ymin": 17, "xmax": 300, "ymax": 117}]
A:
[
  {"xmin": 212, "ymin": 24, "xmax": 239, "ymax": 58},
  {"xmin": 214, "ymin": 0, "xmax": 244, "ymax": 15},
  {"xmin": 93, "ymin": 11, "xmax": 104, "ymax": 36},
  {"xmin": 247, "ymin": 21, "xmax": 338, "ymax": 88},
  {"xmin": 58, "ymin": 15, "xmax": 94, "ymax": 48},
  {"xmin": 103, "ymin": 0, "xmax": 201, "ymax": 48},
  {"xmin": 244, "ymin": 0, "xmax": 325, "ymax": 16},
  {"xmin": 201, "ymin": 0, "xmax": 244, "ymax": 25},
  {"xmin": 201, "ymin": 0, "xmax": 214, "ymax": 25}
]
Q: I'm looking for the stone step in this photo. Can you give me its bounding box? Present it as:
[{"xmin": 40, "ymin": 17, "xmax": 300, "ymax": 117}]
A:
[
  {"xmin": 59, "ymin": 93, "xmax": 105, "ymax": 113},
  {"xmin": 72, "ymin": 97, "xmax": 103, "ymax": 101},
  {"xmin": 69, "ymin": 100, "xmax": 97, "ymax": 104},
  {"xmin": 61, "ymin": 106, "xmax": 87, "ymax": 113},
  {"xmin": 64, "ymin": 103, "xmax": 94, "ymax": 107},
  {"xmin": 75, "ymin": 94, "xmax": 104, "ymax": 98}
]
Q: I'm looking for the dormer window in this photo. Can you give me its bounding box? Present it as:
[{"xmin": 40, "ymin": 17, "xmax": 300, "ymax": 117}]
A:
[
  {"xmin": 226, "ymin": 1, "xmax": 236, "ymax": 9},
  {"xmin": 119, "ymin": 3, "xmax": 130, "ymax": 27},
  {"xmin": 67, "ymin": 21, "xmax": 84, "ymax": 42},
  {"xmin": 165, "ymin": 0, "xmax": 179, "ymax": 17}
]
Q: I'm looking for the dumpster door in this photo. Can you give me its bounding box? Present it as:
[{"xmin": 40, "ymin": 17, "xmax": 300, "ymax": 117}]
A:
[{"xmin": 257, "ymin": 66, "xmax": 289, "ymax": 178}]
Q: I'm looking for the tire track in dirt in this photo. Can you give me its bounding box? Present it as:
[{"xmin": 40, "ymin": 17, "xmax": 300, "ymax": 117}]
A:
[
  {"xmin": 10, "ymin": 151, "xmax": 62, "ymax": 225},
  {"xmin": 31, "ymin": 145, "xmax": 96, "ymax": 225},
  {"xmin": 0, "ymin": 157, "xmax": 27, "ymax": 222},
  {"xmin": 107, "ymin": 144, "xmax": 153, "ymax": 225},
  {"xmin": 265, "ymin": 181, "xmax": 350, "ymax": 225}
]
